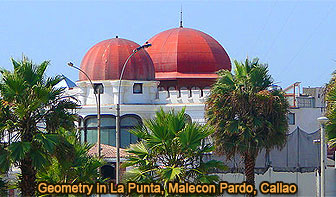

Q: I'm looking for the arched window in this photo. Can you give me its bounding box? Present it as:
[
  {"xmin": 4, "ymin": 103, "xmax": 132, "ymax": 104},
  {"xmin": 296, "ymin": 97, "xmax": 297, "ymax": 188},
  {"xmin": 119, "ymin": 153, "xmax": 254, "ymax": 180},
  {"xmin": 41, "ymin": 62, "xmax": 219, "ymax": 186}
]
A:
[
  {"xmin": 82, "ymin": 114, "xmax": 141, "ymax": 148},
  {"xmin": 121, "ymin": 115, "xmax": 142, "ymax": 148},
  {"xmin": 158, "ymin": 87, "xmax": 165, "ymax": 91},
  {"xmin": 101, "ymin": 164, "xmax": 115, "ymax": 180},
  {"xmin": 83, "ymin": 115, "xmax": 116, "ymax": 146},
  {"xmin": 184, "ymin": 114, "xmax": 192, "ymax": 123},
  {"xmin": 168, "ymin": 86, "xmax": 176, "ymax": 91}
]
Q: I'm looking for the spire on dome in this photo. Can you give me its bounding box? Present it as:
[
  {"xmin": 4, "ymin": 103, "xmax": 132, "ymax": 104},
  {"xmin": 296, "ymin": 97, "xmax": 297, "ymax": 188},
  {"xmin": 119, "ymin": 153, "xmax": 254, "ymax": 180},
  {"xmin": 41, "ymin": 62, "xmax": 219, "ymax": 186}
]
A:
[{"xmin": 180, "ymin": 5, "xmax": 183, "ymax": 28}]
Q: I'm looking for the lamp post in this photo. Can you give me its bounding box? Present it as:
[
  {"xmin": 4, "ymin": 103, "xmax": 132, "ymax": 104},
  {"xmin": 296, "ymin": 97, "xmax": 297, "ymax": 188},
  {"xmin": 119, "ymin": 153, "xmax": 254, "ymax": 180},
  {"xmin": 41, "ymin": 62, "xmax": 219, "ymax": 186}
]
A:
[
  {"xmin": 68, "ymin": 62, "xmax": 102, "ymax": 158},
  {"xmin": 116, "ymin": 42, "xmax": 152, "ymax": 184},
  {"xmin": 317, "ymin": 116, "xmax": 328, "ymax": 197}
]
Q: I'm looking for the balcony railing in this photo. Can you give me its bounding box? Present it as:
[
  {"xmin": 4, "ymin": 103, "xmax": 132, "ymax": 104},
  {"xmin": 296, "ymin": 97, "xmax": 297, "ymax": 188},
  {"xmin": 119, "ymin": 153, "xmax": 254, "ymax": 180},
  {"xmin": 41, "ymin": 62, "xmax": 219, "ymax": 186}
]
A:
[{"xmin": 297, "ymin": 97, "xmax": 315, "ymax": 108}]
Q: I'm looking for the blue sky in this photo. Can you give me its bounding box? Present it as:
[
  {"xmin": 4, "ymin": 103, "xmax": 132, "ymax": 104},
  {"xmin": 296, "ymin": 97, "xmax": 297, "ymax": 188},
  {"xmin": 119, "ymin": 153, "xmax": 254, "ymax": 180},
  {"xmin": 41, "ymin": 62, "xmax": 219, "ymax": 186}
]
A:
[{"xmin": 0, "ymin": 1, "xmax": 335, "ymax": 88}]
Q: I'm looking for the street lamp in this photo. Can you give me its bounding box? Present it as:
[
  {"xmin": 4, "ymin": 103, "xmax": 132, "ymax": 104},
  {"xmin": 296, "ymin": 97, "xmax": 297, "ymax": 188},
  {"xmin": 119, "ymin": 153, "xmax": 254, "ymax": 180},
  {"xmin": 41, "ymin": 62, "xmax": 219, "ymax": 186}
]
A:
[
  {"xmin": 116, "ymin": 42, "xmax": 152, "ymax": 184},
  {"xmin": 68, "ymin": 62, "xmax": 103, "ymax": 158},
  {"xmin": 317, "ymin": 116, "xmax": 328, "ymax": 197}
]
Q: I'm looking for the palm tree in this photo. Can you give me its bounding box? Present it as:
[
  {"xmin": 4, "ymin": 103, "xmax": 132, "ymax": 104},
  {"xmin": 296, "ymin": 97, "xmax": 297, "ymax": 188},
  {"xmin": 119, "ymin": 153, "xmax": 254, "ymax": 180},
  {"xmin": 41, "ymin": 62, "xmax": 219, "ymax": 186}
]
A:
[
  {"xmin": 37, "ymin": 128, "xmax": 105, "ymax": 184},
  {"xmin": 206, "ymin": 58, "xmax": 289, "ymax": 189},
  {"xmin": 0, "ymin": 57, "xmax": 77, "ymax": 196},
  {"xmin": 0, "ymin": 175, "xmax": 8, "ymax": 196},
  {"xmin": 325, "ymin": 71, "xmax": 336, "ymax": 148},
  {"xmin": 122, "ymin": 108, "xmax": 226, "ymax": 193}
]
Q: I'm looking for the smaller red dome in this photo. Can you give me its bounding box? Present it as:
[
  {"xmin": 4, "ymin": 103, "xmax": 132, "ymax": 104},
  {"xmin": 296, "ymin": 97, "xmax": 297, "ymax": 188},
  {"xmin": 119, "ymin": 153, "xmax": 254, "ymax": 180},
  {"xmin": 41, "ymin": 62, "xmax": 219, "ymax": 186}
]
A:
[{"xmin": 80, "ymin": 38, "xmax": 155, "ymax": 81}]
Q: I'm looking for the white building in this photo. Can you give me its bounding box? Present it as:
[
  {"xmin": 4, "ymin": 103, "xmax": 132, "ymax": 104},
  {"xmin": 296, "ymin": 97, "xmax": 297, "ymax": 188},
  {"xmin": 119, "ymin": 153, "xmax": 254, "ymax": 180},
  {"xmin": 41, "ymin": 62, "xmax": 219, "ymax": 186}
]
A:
[
  {"xmin": 67, "ymin": 26, "xmax": 232, "ymax": 152},
  {"xmin": 284, "ymin": 82, "xmax": 325, "ymax": 133},
  {"xmin": 62, "ymin": 25, "xmax": 335, "ymax": 196}
]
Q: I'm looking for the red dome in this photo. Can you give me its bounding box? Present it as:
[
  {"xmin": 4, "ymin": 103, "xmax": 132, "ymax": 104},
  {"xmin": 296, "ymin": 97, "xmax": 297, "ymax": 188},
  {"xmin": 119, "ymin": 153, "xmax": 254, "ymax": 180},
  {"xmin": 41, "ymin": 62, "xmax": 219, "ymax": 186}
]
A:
[
  {"xmin": 146, "ymin": 27, "xmax": 231, "ymax": 89},
  {"xmin": 80, "ymin": 38, "xmax": 155, "ymax": 81}
]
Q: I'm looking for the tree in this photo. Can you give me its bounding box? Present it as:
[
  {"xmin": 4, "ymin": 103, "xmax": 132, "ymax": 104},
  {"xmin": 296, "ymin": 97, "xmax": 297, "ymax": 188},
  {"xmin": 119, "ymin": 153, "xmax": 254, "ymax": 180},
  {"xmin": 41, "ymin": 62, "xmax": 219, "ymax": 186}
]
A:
[
  {"xmin": 0, "ymin": 57, "xmax": 77, "ymax": 196},
  {"xmin": 325, "ymin": 71, "xmax": 336, "ymax": 148},
  {"xmin": 37, "ymin": 128, "xmax": 105, "ymax": 184},
  {"xmin": 0, "ymin": 175, "xmax": 8, "ymax": 196},
  {"xmin": 206, "ymin": 58, "xmax": 289, "ymax": 190},
  {"xmin": 122, "ymin": 108, "xmax": 226, "ymax": 193}
]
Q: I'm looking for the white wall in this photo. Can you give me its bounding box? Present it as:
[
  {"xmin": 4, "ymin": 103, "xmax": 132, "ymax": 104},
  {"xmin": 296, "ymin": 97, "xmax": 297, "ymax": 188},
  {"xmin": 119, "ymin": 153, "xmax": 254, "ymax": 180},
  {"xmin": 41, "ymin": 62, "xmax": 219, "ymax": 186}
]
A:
[
  {"xmin": 69, "ymin": 79, "xmax": 207, "ymax": 123},
  {"xmin": 216, "ymin": 167, "xmax": 336, "ymax": 197},
  {"xmin": 289, "ymin": 108, "xmax": 324, "ymax": 133}
]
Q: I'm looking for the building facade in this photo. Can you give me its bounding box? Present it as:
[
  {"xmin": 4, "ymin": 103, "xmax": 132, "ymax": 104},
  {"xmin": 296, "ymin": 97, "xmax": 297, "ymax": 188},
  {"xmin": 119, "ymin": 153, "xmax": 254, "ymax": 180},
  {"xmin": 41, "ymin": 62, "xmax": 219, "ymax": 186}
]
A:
[{"xmin": 66, "ymin": 25, "xmax": 233, "ymax": 152}]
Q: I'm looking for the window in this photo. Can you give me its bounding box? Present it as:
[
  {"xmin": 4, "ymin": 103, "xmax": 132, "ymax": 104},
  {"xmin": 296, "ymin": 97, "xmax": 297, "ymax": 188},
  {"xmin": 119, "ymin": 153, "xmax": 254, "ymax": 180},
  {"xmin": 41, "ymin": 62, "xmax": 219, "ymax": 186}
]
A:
[
  {"xmin": 288, "ymin": 113, "xmax": 295, "ymax": 125},
  {"xmin": 184, "ymin": 114, "xmax": 192, "ymax": 123},
  {"xmin": 84, "ymin": 116, "xmax": 116, "ymax": 146},
  {"xmin": 133, "ymin": 83, "xmax": 143, "ymax": 94},
  {"xmin": 120, "ymin": 115, "xmax": 142, "ymax": 147},
  {"xmin": 93, "ymin": 83, "xmax": 104, "ymax": 94},
  {"xmin": 168, "ymin": 87, "xmax": 176, "ymax": 91},
  {"xmin": 82, "ymin": 114, "xmax": 141, "ymax": 148},
  {"xmin": 101, "ymin": 164, "xmax": 115, "ymax": 180}
]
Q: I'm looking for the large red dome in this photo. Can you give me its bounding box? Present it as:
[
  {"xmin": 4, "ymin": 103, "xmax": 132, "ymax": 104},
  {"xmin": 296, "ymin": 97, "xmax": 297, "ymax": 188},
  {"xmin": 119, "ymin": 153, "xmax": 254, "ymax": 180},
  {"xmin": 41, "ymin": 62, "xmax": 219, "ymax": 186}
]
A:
[
  {"xmin": 80, "ymin": 38, "xmax": 155, "ymax": 81},
  {"xmin": 146, "ymin": 27, "xmax": 231, "ymax": 89}
]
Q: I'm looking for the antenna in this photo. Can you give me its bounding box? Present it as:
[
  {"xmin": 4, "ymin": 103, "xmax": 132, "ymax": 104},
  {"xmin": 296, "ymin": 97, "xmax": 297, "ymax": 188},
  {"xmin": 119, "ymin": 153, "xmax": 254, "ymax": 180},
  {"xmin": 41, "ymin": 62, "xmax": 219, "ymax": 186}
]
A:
[{"xmin": 180, "ymin": 5, "xmax": 183, "ymax": 28}]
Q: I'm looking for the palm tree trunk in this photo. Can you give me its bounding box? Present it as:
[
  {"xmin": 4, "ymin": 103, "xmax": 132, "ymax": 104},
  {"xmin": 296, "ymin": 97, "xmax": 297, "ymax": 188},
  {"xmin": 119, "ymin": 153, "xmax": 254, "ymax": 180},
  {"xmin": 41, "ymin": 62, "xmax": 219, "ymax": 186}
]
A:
[
  {"xmin": 20, "ymin": 128, "xmax": 36, "ymax": 196},
  {"xmin": 20, "ymin": 157, "xmax": 37, "ymax": 196},
  {"xmin": 244, "ymin": 153, "xmax": 255, "ymax": 197}
]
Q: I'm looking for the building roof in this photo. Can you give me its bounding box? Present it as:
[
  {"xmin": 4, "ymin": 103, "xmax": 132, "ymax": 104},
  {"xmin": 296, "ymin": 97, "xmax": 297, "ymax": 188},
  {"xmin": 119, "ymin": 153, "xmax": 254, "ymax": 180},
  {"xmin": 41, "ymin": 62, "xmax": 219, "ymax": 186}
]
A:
[
  {"xmin": 80, "ymin": 38, "xmax": 155, "ymax": 81},
  {"xmin": 89, "ymin": 143, "xmax": 129, "ymax": 158},
  {"xmin": 55, "ymin": 75, "xmax": 77, "ymax": 89},
  {"xmin": 146, "ymin": 27, "xmax": 231, "ymax": 81}
]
